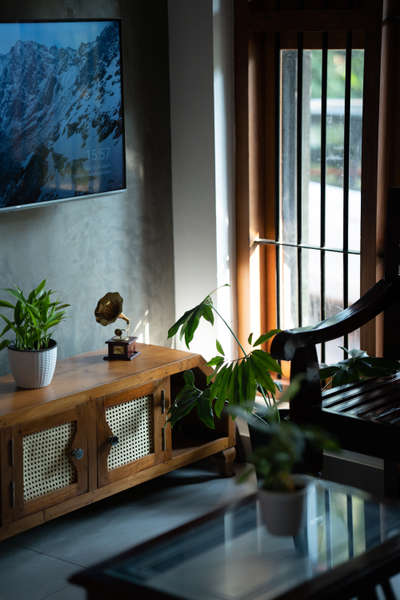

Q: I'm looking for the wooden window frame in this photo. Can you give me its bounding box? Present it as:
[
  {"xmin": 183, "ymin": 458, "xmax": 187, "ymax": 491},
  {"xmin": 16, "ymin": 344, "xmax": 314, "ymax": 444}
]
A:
[{"xmin": 235, "ymin": 1, "xmax": 383, "ymax": 358}]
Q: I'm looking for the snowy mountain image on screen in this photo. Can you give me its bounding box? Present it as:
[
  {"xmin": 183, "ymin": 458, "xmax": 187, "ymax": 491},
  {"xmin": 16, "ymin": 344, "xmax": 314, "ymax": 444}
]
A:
[{"xmin": 0, "ymin": 21, "xmax": 124, "ymax": 208}]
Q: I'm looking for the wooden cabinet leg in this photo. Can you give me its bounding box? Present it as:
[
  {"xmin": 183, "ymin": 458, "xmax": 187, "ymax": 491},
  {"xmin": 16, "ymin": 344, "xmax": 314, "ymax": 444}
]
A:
[{"xmin": 213, "ymin": 447, "xmax": 236, "ymax": 477}]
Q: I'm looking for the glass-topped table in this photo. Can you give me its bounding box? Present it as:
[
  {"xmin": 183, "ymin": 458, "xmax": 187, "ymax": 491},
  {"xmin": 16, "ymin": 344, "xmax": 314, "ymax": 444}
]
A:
[{"xmin": 72, "ymin": 479, "xmax": 400, "ymax": 600}]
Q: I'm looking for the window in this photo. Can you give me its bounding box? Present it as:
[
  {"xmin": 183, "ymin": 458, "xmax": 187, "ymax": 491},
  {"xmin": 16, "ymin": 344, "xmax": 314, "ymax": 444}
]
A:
[
  {"xmin": 264, "ymin": 42, "xmax": 364, "ymax": 364},
  {"xmin": 235, "ymin": 2, "xmax": 382, "ymax": 365}
]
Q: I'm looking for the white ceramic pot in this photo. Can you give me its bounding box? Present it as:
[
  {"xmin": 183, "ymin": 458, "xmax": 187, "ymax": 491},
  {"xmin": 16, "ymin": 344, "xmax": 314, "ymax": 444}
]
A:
[
  {"xmin": 8, "ymin": 340, "xmax": 57, "ymax": 389},
  {"xmin": 258, "ymin": 475, "xmax": 309, "ymax": 536}
]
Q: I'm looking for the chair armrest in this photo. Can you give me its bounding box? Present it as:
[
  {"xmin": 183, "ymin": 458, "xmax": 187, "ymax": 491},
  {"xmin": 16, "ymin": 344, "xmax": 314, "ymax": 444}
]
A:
[{"xmin": 271, "ymin": 278, "xmax": 400, "ymax": 361}]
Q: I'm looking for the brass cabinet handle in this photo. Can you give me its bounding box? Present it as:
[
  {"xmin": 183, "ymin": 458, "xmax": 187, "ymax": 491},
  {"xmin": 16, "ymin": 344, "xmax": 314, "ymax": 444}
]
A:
[{"xmin": 107, "ymin": 435, "xmax": 119, "ymax": 446}]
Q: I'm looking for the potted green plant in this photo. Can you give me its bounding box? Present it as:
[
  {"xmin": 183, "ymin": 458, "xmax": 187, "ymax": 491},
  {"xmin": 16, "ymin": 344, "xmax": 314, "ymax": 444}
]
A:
[
  {"xmin": 235, "ymin": 393, "xmax": 338, "ymax": 536},
  {"xmin": 168, "ymin": 290, "xmax": 338, "ymax": 535},
  {"xmin": 319, "ymin": 346, "xmax": 400, "ymax": 388},
  {"xmin": 0, "ymin": 280, "xmax": 69, "ymax": 389},
  {"xmin": 167, "ymin": 286, "xmax": 281, "ymax": 429}
]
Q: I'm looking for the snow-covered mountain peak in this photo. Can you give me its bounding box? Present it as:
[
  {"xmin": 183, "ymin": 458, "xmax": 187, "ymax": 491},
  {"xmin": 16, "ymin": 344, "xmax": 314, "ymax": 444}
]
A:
[{"xmin": 0, "ymin": 21, "xmax": 124, "ymax": 208}]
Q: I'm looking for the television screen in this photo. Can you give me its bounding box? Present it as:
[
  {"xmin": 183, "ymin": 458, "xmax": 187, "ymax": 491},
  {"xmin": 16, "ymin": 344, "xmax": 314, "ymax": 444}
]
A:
[{"xmin": 0, "ymin": 19, "xmax": 126, "ymax": 212}]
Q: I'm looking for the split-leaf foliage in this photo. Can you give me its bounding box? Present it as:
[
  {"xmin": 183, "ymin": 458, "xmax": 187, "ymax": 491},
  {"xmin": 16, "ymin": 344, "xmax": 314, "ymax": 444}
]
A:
[
  {"xmin": 0, "ymin": 280, "xmax": 69, "ymax": 351},
  {"xmin": 319, "ymin": 347, "xmax": 400, "ymax": 388},
  {"xmin": 167, "ymin": 289, "xmax": 281, "ymax": 429}
]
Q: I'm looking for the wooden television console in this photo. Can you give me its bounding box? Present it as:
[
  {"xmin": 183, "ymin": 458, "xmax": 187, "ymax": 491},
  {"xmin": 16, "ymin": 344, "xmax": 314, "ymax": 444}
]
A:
[{"xmin": 0, "ymin": 343, "xmax": 235, "ymax": 541}]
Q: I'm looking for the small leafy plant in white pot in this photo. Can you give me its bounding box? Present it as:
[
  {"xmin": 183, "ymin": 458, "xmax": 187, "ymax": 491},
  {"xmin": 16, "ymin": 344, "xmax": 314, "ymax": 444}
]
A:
[
  {"xmin": 237, "ymin": 398, "xmax": 338, "ymax": 536},
  {"xmin": 0, "ymin": 280, "xmax": 69, "ymax": 389}
]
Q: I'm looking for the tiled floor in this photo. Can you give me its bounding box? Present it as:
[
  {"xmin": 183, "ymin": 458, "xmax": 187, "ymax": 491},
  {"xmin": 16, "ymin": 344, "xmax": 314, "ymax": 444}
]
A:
[
  {"xmin": 1, "ymin": 462, "xmax": 400, "ymax": 600},
  {"xmin": 0, "ymin": 463, "xmax": 254, "ymax": 600}
]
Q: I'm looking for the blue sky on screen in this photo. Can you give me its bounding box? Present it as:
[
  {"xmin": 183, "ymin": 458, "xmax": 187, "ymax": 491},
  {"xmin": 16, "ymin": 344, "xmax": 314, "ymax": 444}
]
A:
[{"xmin": 0, "ymin": 21, "xmax": 110, "ymax": 55}]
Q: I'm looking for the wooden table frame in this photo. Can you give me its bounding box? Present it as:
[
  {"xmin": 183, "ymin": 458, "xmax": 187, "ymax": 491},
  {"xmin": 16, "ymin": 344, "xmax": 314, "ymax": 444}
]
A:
[{"xmin": 72, "ymin": 491, "xmax": 400, "ymax": 600}]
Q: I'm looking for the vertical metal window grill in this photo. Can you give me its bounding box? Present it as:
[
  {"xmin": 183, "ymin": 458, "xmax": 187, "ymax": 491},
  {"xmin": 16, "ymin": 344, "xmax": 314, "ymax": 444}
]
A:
[
  {"xmin": 235, "ymin": 2, "xmax": 382, "ymax": 366},
  {"xmin": 256, "ymin": 31, "xmax": 364, "ymax": 364}
]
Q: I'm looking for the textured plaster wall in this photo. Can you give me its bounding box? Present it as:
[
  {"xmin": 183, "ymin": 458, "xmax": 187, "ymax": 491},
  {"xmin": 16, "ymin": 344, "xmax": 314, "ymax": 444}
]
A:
[
  {"xmin": 0, "ymin": 0, "xmax": 174, "ymax": 375},
  {"xmin": 168, "ymin": 0, "xmax": 235, "ymax": 360}
]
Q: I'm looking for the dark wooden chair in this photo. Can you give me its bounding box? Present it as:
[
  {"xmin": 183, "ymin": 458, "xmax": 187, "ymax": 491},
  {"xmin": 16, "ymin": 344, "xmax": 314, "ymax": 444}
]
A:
[{"xmin": 270, "ymin": 276, "xmax": 400, "ymax": 496}]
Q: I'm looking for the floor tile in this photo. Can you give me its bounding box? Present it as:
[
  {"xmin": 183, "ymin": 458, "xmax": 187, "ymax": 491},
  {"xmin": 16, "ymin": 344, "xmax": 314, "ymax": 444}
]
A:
[
  {"xmin": 10, "ymin": 466, "xmax": 253, "ymax": 568},
  {"xmin": 0, "ymin": 547, "xmax": 81, "ymax": 600},
  {"xmin": 41, "ymin": 584, "xmax": 86, "ymax": 600},
  {"xmin": 0, "ymin": 465, "xmax": 254, "ymax": 600}
]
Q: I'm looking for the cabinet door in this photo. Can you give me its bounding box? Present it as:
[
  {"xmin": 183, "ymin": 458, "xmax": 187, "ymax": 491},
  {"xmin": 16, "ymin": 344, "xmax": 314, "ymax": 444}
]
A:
[
  {"xmin": 97, "ymin": 378, "xmax": 170, "ymax": 487},
  {"xmin": 12, "ymin": 405, "xmax": 89, "ymax": 519}
]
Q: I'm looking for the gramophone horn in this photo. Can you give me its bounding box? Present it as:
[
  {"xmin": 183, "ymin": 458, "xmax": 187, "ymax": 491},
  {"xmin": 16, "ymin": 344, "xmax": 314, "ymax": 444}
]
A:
[{"xmin": 94, "ymin": 292, "xmax": 130, "ymax": 333}]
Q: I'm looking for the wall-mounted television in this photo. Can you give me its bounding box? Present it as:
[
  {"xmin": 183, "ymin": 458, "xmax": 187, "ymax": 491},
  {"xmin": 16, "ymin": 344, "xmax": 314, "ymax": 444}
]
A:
[{"xmin": 0, "ymin": 19, "xmax": 126, "ymax": 213}]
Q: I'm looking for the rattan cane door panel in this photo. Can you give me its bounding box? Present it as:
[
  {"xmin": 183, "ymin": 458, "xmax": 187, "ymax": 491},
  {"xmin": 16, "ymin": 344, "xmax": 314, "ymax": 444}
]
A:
[
  {"xmin": 12, "ymin": 406, "xmax": 89, "ymax": 518},
  {"xmin": 97, "ymin": 378, "xmax": 170, "ymax": 487}
]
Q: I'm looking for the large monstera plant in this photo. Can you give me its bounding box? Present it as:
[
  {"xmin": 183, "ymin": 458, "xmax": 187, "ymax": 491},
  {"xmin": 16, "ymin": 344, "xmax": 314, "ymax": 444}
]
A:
[{"xmin": 167, "ymin": 287, "xmax": 281, "ymax": 429}]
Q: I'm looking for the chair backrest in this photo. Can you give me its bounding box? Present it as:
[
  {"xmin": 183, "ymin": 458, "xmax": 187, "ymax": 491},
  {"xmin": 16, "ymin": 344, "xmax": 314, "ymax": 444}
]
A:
[{"xmin": 270, "ymin": 276, "xmax": 400, "ymax": 422}]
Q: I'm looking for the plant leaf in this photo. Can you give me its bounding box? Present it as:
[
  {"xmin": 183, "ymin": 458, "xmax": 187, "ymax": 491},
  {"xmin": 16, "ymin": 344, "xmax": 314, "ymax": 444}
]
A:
[
  {"xmin": 251, "ymin": 349, "xmax": 281, "ymax": 374},
  {"xmin": 14, "ymin": 301, "xmax": 24, "ymax": 327},
  {"xmin": 338, "ymin": 346, "xmax": 368, "ymax": 359},
  {"xmin": 322, "ymin": 347, "xmax": 400, "ymax": 389},
  {"xmin": 237, "ymin": 360, "xmax": 244, "ymax": 406},
  {"xmin": 249, "ymin": 353, "xmax": 277, "ymax": 396},
  {"xmin": 207, "ymin": 355, "xmax": 225, "ymax": 369},
  {"xmin": 216, "ymin": 339, "xmax": 225, "ymax": 356},
  {"xmin": 0, "ymin": 315, "xmax": 17, "ymax": 332},
  {"xmin": 167, "ymin": 308, "xmax": 192, "ymax": 339},
  {"xmin": 4, "ymin": 287, "xmax": 26, "ymax": 303},
  {"xmin": 0, "ymin": 339, "xmax": 11, "ymax": 351},
  {"xmin": 248, "ymin": 333, "xmax": 253, "ymax": 345},
  {"xmin": 184, "ymin": 311, "xmax": 200, "ymax": 348},
  {"xmin": 222, "ymin": 363, "xmax": 238, "ymax": 414},
  {"xmin": 168, "ymin": 296, "xmax": 216, "ymax": 348},
  {"xmin": 183, "ymin": 370, "xmax": 195, "ymax": 386},
  {"xmin": 210, "ymin": 363, "xmax": 232, "ymax": 407},
  {"xmin": 34, "ymin": 280, "xmax": 46, "ymax": 297},
  {"xmin": 0, "ymin": 300, "xmax": 15, "ymax": 309},
  {"xmin": 202, "ymin": 303, "xmax": 214, "ymax": 325},
  {"xmin": 319, "ymin": 365, "xmax": 340, "ymax": 379},
  {"xmin": 196, "ymin": 388, "xmax": 215, "ymax": 429},
  {"xmin": 245, "ymin": 358, "xmax": 257, "ymax": 406},
  {"xmin": 253, "ymin": 330, "xmax": 280, "ymax": 347},
  {"xmin": 0, "ymin": 322, "xmax": 12, "ymax": 337},
  {"xmin": 167, "ymin": 395, "xmax": 197, "ymax": 428},
  {"xmin": 332, "ymin": 369, "xmax": 354, "ymax": 387}
]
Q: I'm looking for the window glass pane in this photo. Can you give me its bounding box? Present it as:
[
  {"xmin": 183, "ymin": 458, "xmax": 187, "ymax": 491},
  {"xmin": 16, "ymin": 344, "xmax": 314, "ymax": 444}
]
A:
[
  {"xmin": 325, "ymin": 50, "xmax": 345, "ymax": 250},
  {"xmin": 303, "ymin": 50, "xmax": 321, "ymax": 247},
  {"xmin": 302, "ymin": 248, "xmax": 321, "ymax": 327},
  {"xmin": 277, "ymin": 46, "xmax": 363, "ymax": 353},
  {"xmin": 349, "ymin": 50, "xmax": 364, "ymax": 253},
  {"xmin": 324, "ymin": 251, "xmax": 343, "ymax": 364},
  {"xmin": 279, "ymin": 245, "xmax": 298, "ymax": 329},
  {"xmin": 281, "ymin": 50, "xmax": 298, "ymax": 243}
]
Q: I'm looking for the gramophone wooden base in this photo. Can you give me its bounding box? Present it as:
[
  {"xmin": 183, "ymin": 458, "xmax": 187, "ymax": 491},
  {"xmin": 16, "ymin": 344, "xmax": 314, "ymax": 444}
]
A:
[
  {"xmin": 105, "ymin": 336, "xmax": 138, "ymax": 360},
  {"xmin": 103, "ymin": 351, "xmax": 141, "ymax": 361}
]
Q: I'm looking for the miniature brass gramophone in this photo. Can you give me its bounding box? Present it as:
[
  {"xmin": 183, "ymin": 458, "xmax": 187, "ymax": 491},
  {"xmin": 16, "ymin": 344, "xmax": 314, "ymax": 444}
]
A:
[{"xmin": 94, "ymin": 292, "xmax": 138, "ymax": 361}]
